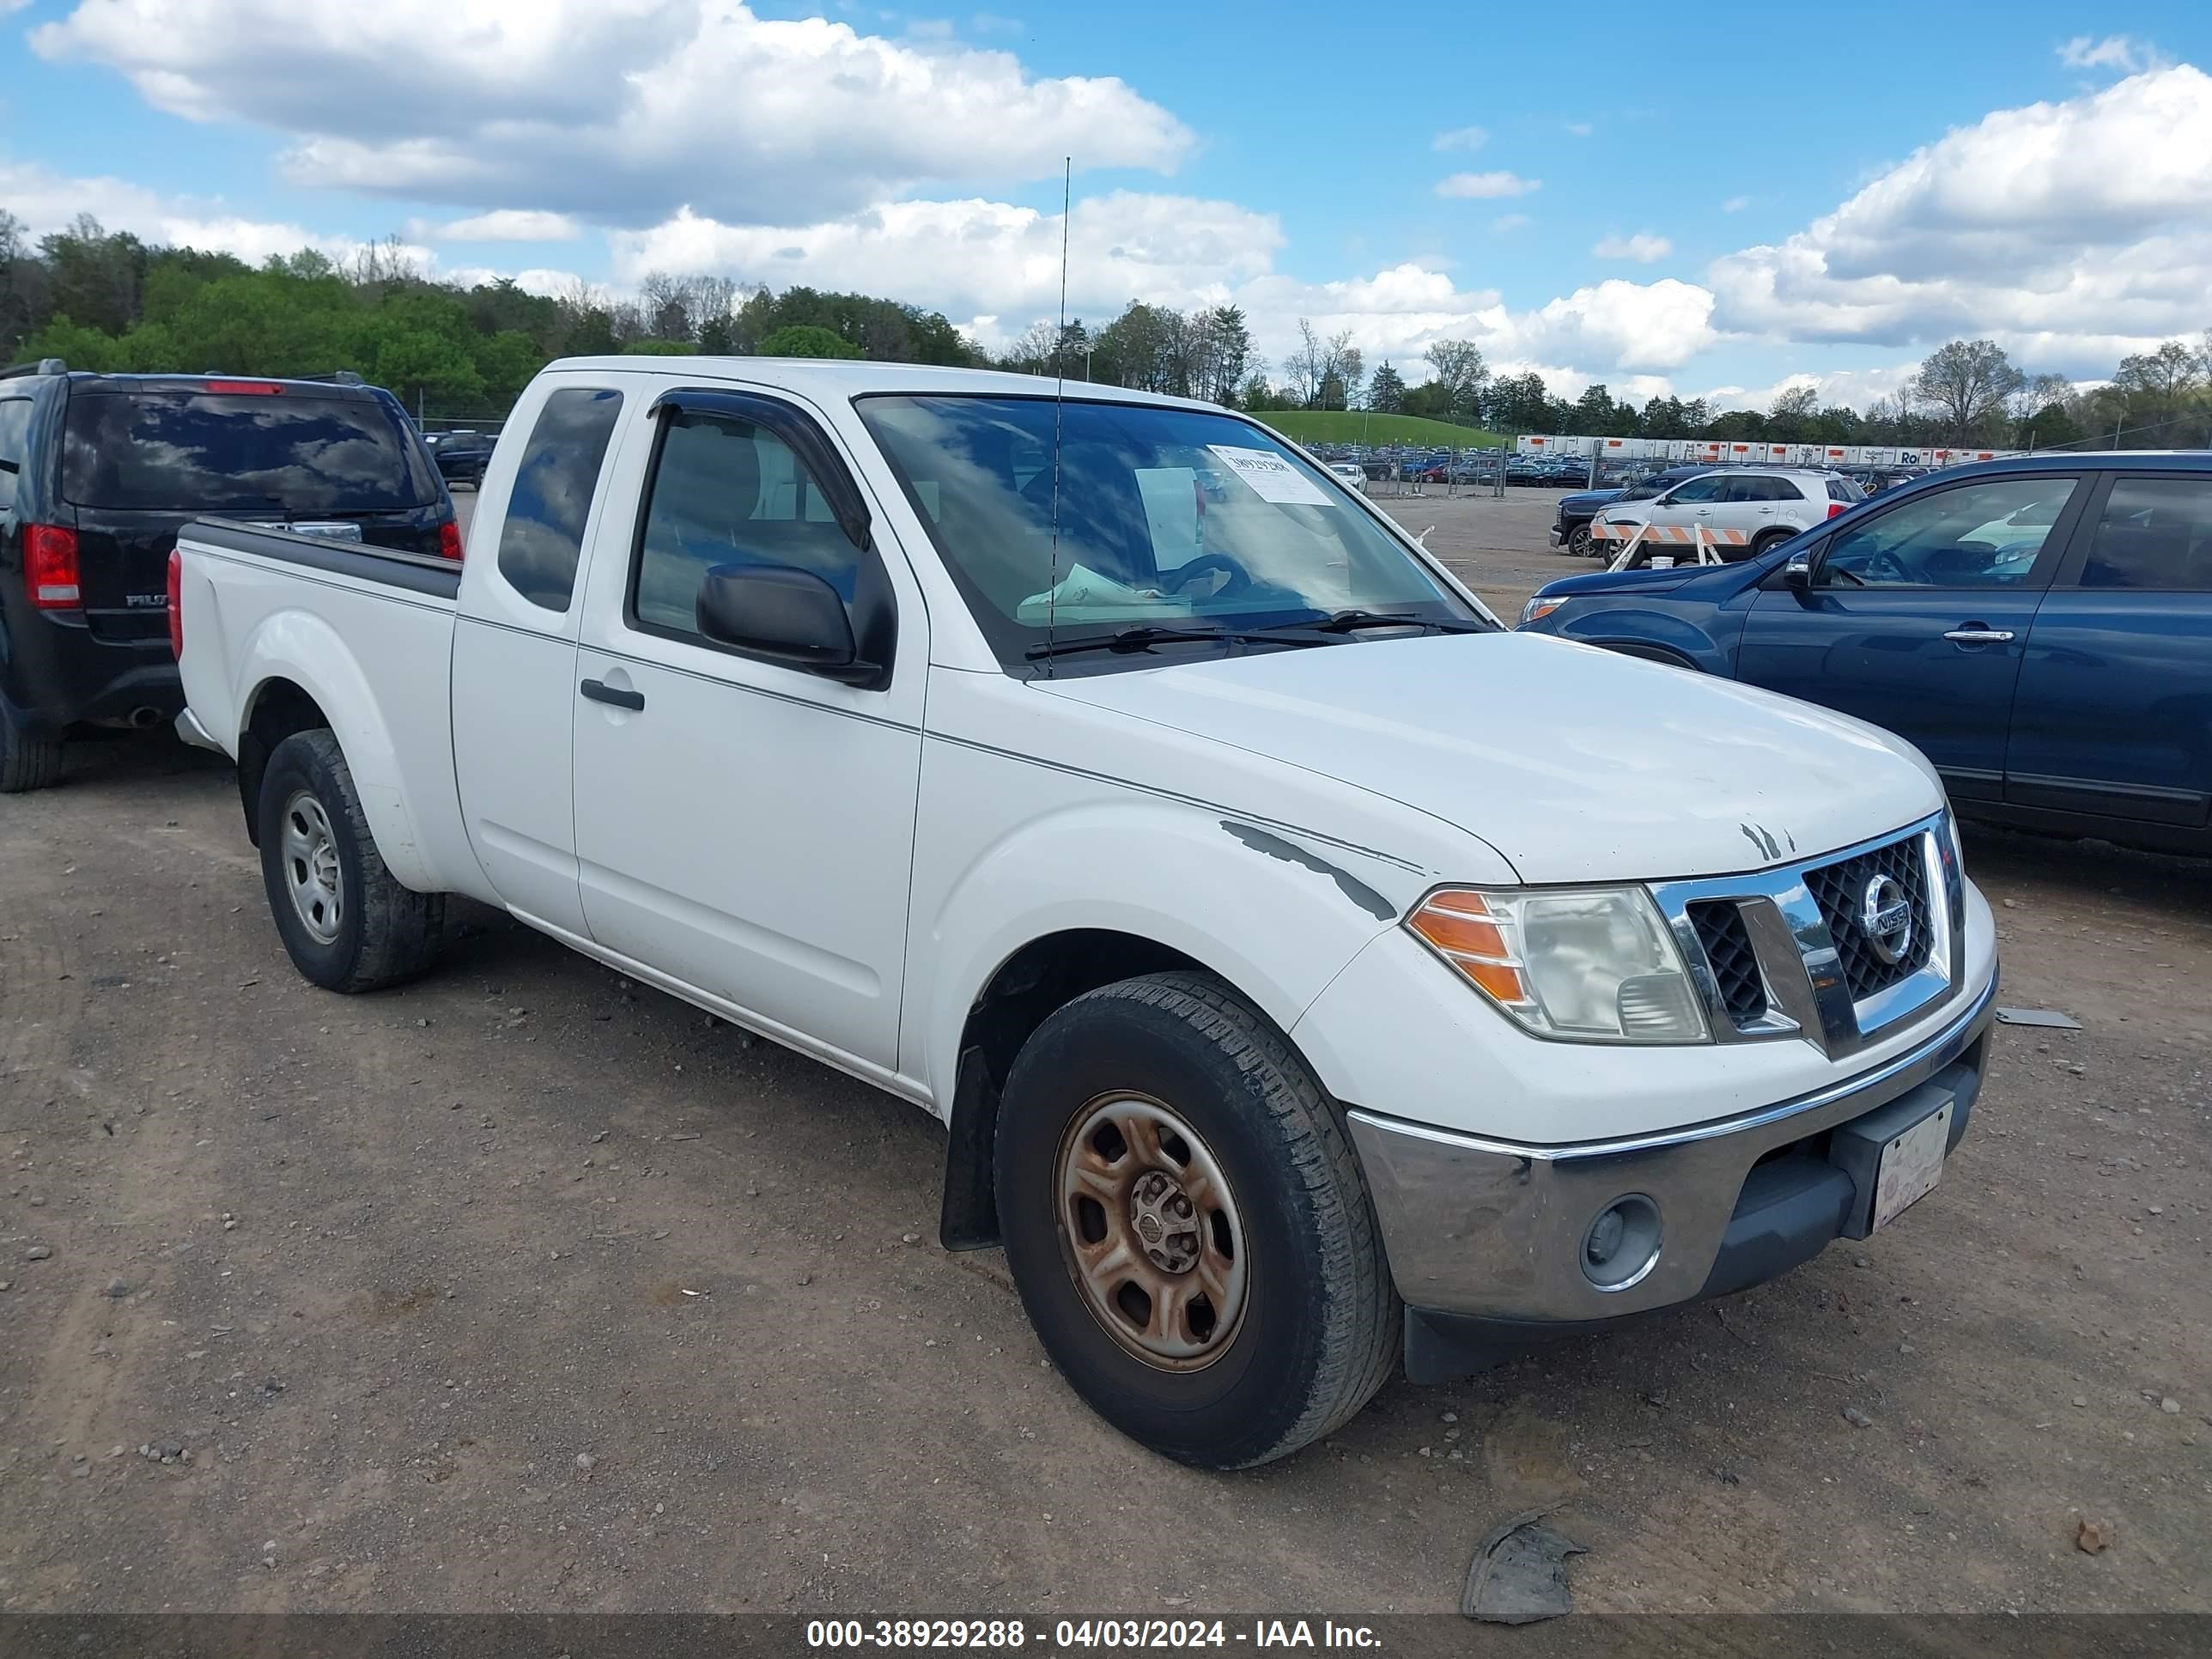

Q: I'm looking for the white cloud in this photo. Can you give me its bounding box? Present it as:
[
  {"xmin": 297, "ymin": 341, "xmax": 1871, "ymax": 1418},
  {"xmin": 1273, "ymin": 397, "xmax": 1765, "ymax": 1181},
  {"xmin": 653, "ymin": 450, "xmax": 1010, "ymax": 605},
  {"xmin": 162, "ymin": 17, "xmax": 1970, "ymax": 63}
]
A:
[
  {"xmin": 1431, "ymin": 125, "xmax": 1487, "ymax": 151},
  {"xmin": 441, "ymin": 264, "xmax": 590, "ymax": 296},
  {"xmin": 31, "ymin": 0, "xmax": 1192, "ymax": 225},
  {"xmin": 1491, "ymin": 213, "xmax": 1531, "ymax": 233},
  {"xmin": 1594, "ymin": 232, "xmax": 1671, "ymax": 263},
  {"xmin": 1696, "ymin": 363, "xmax": 1920, "ymax": 415},
  {"xmin": 1492, "ymin": 279, "xmax": 1717, "ymax": 373},
  {"xmin": 1707, "ymin": 65, "xmax": 2212, "ymax": 373},
  {"xmin": 0, "ymin": 156, "xmax": 426, "ymax": 269},
  {"xmin": 606, "ymin": 191, "xmax": 1721, "ymax": 384},
  {"xmin": 611, "ymin": 191, "xmax": 1283, "ymax": 331},
  {"xmin": 1435, "ymin": 170, "xmax": 1540, "ymax": 200},
  {"xmin": 1565, "ymin": 122, "xmax": 1592, "ymax": 137},
  {"xmin": 2058, "ymin": 34, "xmax": 2160, "ymax": 73},
  {"xmin": 1722, "ymin": 195, "xmax": 1750, "ymax": 212},
  {"xmin": 412, "ymin": 209, "xmax": 582, "ymax": 243}
]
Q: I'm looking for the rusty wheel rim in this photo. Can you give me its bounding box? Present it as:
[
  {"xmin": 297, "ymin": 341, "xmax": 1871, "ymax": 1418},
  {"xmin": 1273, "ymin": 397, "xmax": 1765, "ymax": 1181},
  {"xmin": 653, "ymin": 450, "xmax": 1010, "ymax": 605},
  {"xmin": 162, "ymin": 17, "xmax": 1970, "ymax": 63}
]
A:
[{"xmin": 1053, "ymin": 1092, "xmax": 1249, "ymax": 1371}]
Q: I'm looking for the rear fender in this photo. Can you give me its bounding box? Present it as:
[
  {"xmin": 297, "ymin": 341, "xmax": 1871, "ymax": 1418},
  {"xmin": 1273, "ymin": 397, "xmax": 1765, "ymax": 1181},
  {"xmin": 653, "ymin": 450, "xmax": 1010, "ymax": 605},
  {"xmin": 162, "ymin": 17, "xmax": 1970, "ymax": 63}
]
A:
[{"xmin": 234, "ymin": 609, "xmax": 435, "ymax": 890}]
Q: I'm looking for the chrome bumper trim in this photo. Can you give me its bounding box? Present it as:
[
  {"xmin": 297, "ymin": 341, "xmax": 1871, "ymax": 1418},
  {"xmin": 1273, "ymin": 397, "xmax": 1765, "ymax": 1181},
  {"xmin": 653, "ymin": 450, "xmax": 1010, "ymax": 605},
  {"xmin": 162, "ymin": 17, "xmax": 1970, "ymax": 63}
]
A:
[
  {"xmin": 1346, "ymin": 969, "xmax": 1997, "ymax": 1322},
  {"xmin": 174, "ymin": 707, "xmax": 224, "ymax": 754}
]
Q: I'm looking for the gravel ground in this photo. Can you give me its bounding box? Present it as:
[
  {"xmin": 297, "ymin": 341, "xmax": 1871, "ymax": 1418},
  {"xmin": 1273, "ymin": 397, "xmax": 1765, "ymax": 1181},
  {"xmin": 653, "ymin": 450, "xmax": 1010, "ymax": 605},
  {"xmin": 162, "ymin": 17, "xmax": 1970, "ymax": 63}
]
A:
[{"xmin": 2, "ymin": 493, "xmax": 2207, "ymax": 1614}]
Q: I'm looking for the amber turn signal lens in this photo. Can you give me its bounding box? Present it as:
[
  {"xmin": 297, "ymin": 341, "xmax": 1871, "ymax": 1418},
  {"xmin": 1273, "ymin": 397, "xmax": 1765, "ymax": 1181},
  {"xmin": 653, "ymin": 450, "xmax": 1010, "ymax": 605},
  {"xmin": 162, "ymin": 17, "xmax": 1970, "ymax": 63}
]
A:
[{"xmin": 1407, "ymin": 892, "xmax": 1533, "ymax": 1008}]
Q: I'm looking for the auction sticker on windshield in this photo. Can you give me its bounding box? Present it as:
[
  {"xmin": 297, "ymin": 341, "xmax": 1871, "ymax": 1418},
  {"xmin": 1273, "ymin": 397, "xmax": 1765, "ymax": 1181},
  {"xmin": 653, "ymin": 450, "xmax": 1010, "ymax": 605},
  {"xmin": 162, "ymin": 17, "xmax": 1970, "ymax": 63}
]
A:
[{"xmin": 1206, "ymin": 446, "xmax": 1334, "ymax": 506}]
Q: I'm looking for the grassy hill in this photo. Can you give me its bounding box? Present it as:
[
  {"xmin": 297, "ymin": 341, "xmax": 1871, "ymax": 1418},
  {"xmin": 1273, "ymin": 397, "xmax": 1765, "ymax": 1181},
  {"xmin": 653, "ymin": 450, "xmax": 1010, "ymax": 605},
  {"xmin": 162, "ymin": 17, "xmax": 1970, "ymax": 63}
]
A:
[{"xmin": 1253, "ymin": 409, "xmax": 1505, "ymax": 449}]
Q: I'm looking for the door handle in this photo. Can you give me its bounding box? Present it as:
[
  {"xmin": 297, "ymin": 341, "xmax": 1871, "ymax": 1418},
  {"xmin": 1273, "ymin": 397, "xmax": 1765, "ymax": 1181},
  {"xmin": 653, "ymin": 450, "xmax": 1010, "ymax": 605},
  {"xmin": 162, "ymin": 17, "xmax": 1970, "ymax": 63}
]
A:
[
  {"xmin": 580, "ymin": 678, "xmax": 646, "ymax": 710},
  {"xmin": 1942, "ymin": 628, "xmax": 2014, "ymax": 645}
]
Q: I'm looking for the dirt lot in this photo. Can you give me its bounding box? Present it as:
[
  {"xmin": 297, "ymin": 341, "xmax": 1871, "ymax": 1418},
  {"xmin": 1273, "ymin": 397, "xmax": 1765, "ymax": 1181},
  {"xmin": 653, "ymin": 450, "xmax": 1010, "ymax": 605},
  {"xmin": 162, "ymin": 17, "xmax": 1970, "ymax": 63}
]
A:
[{"xmin": 3, "ymin": 492, "xmax": 2208, "ymax": 1616}]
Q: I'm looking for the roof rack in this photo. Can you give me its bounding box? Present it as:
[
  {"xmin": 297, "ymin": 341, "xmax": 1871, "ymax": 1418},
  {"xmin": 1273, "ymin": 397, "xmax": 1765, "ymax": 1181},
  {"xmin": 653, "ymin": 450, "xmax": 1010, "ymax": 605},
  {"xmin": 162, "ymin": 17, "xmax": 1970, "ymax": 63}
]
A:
[{"xmin": 0, "ymin": 358, "xmax": 69, "ymax": 380}]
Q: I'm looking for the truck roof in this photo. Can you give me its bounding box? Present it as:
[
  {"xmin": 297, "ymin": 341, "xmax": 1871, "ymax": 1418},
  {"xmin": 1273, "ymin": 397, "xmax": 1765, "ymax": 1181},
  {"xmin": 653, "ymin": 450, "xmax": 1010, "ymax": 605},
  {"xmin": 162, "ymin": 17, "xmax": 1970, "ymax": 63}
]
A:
[{"xmin": 544, "ymin": 356, "xmax": 1231, "ymax": 413}]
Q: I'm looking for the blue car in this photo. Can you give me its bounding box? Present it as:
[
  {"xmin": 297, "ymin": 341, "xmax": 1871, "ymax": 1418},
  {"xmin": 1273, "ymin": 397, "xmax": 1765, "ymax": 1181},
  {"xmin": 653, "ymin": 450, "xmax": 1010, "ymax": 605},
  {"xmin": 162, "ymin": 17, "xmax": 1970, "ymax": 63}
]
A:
[{"xmin": 1518, "ymin": 453, "xmax": 2212, "ymax": 856}]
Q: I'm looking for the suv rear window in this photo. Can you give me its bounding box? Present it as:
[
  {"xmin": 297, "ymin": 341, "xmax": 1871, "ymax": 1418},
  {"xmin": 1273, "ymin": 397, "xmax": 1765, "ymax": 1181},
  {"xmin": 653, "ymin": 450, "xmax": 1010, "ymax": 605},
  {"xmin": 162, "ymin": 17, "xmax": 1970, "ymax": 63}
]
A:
[
  {"xmin": 1826, "ymin": 478, "xmax": 1862, "ymax": 503},
  {"xmin": 61, "ymin": 388, "xmax": 439, "ymax": 513}
]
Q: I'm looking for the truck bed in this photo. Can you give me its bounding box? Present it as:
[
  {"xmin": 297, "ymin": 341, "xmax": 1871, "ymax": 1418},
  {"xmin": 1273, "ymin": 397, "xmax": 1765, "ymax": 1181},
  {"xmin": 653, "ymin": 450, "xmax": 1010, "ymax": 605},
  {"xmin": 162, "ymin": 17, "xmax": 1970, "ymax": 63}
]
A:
[{"xmin": 173, "ymin": 518, "xmax": 487, "ymax": 902}]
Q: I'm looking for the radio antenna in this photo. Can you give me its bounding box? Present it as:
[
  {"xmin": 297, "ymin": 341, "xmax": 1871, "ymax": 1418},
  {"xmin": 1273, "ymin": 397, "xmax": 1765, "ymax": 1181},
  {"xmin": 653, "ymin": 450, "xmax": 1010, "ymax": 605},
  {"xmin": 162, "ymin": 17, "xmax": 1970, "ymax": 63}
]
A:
[{"xmin": 1045, "ymin": 155, "xmax": 1071, "ymax": 678}]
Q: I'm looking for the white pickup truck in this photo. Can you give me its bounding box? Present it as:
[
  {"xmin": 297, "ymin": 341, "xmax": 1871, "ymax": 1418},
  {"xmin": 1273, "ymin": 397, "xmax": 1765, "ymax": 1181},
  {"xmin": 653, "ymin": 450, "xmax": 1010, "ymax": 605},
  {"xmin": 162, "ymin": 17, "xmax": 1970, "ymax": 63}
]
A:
[{"xmin": 173, "ymin": 358, "xmax": 1998, "ymax": 1468}]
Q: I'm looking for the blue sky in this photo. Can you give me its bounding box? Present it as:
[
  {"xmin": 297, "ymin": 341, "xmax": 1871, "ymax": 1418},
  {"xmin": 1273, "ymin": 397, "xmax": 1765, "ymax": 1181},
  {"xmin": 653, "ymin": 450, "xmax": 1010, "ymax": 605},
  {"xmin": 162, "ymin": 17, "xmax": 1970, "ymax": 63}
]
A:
[{"xmin": 6, "ymin": 0, "xmax": 2210, "ymax": 409}]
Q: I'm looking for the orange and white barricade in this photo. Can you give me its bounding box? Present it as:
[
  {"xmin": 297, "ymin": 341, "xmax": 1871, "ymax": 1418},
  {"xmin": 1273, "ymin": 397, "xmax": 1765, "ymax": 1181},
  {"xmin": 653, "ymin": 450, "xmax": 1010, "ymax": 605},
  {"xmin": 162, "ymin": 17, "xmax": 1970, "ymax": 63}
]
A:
[{"xmin": 1588, "ymin": 520, "xmax": 1747, "ymax": 570}]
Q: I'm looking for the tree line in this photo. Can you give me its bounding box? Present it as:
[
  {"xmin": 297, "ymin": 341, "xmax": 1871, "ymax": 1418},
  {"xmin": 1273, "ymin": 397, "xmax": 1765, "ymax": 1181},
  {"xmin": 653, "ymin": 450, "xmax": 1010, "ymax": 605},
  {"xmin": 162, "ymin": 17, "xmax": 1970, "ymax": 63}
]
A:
[
  {"xmin": 7, "ymin": 216, "xmax": 2206, "ymax": 447},
  {"xmin": 0, "ymin": 215, "xmax": 975, "ymax": 419},
  {"xmin": 1258, "ymin": 325, "xmax": 2212, "ymax": 450}
]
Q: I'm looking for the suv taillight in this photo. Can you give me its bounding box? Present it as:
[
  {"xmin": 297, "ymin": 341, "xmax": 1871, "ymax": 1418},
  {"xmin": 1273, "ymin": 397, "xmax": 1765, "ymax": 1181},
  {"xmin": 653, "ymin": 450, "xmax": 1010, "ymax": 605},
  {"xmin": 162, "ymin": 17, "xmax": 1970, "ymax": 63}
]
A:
[
  {"xmin": 26, "ymin": 525, "xmax": 81, "ymax": 609},
  {"xmin": 438, "ymin": 520, "xmax": 464, "ymax": 562},
  {"xmin": 1826, "ymin": 501, "xmax": 1847, "ymax": 519},
  {"xmin": 167, "ymin": 547, "xmax": 185, "ymax": 659}
]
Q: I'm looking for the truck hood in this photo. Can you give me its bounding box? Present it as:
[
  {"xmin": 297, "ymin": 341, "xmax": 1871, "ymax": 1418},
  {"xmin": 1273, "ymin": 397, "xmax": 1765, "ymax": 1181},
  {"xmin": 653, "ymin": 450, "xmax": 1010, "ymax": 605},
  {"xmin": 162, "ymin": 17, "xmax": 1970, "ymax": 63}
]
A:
[{"xmin": 1038, "ymin": 632, "xmax": 1943, "ymax": 884}]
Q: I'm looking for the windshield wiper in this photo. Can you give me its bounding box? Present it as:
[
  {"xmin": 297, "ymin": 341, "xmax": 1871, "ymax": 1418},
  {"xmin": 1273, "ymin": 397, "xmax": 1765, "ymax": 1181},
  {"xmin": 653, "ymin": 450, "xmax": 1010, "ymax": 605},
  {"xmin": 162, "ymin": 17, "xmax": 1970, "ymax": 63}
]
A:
[
  {"xmin": 1025, "ymin": 624, "xmax": 1330, "ymax": 662},
  {"xmin": 1286, "ymin": 609, "xmax": 1490, "ymax": 635}
]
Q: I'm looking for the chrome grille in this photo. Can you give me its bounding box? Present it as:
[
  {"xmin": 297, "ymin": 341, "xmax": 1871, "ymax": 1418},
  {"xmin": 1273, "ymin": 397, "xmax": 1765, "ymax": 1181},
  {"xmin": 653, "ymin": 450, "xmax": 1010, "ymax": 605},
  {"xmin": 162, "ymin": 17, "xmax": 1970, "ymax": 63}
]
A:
[
  {"xmin": 1688, "ymin": 901, "xmax": 1767, "ymax": 1026},
  {"xmin": 1651, "ymin": 813, "xmax": 1960, "ymax": 1061},
  {"xmin": 1803, "ymin": 836, "xmax": 1934, "ymax": 1001}
]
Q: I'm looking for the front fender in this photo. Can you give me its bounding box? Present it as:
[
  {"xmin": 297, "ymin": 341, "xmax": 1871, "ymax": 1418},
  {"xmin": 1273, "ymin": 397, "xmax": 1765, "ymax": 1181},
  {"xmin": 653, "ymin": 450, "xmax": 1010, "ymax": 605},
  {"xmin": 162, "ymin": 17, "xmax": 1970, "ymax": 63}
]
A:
[
  {"xmin": 914, "ymin": 797, "xmax": 1429, "ymax": 1111},
  {"xmin": 1551, "ymin": 602, "xmax": 1735, "ymax": 674},
  {"xmin": 234, "ymin": 610, "xmax": 435, "ymax": 891}
]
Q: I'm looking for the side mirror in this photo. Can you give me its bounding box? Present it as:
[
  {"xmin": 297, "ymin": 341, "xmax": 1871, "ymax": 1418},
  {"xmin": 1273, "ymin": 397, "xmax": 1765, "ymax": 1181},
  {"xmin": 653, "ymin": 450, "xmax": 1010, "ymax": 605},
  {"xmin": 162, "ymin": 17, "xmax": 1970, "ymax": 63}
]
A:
[
  {"xmin": 1782, "ymin": 553, "xmax": 1814, "ymax": 590},
  {"xmin": 696, "ymin": 563, "xmax": 870, "ymax": 681}
]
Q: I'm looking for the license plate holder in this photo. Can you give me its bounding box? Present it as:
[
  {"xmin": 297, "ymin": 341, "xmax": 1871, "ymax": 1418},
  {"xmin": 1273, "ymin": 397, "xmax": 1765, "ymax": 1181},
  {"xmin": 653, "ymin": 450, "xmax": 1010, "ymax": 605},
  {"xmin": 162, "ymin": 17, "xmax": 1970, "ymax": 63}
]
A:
[
  {"xmin": 1828, "ymin": 1079, "xmax": 1959, "ymax": 1240},
  {"xmin": 1870, "ymin": 1100, "xmax": 1950, "ymax": 1231},
  {"xmin": 284, "ymin": 520, "xmax": 364, "ymax": 542}
]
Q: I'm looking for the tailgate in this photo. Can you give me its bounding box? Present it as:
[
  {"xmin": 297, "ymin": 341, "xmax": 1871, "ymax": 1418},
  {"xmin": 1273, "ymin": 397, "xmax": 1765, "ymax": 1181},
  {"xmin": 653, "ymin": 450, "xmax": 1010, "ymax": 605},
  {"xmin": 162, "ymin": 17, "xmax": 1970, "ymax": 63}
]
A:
[{"xmin": 70, "ymin": 509, "xmax": 194, "ymax": 639}]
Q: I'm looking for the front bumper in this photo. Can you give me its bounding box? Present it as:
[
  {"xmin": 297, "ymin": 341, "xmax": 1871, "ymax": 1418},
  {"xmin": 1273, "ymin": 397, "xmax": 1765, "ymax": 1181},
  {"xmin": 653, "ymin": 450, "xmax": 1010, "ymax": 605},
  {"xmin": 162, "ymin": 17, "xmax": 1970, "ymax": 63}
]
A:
[{"xmin": 1346, "ymin": 970, "xmax": 1996, "ymax": 1379}]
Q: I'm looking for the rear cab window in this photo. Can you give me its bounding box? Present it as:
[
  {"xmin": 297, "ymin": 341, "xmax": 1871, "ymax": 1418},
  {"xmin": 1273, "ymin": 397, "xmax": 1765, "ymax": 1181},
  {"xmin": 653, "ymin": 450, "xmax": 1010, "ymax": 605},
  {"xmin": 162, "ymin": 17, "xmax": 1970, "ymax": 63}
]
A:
[
  {"xmin": 496, "ymin": 388, "xmax": 624, "ymax": 611},
  {"xmin": 61, "ymin": 385, "xmax": 439, "ymax": 514}
]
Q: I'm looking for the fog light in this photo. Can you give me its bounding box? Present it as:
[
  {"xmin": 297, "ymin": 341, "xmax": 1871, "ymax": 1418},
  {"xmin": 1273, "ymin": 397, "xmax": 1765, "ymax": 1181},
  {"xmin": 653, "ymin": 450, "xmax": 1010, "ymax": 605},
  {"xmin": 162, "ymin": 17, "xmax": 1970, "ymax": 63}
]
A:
[{"xmin": 1581, "ymin": 1194, "xmax": 1662, "ymax": 1291}]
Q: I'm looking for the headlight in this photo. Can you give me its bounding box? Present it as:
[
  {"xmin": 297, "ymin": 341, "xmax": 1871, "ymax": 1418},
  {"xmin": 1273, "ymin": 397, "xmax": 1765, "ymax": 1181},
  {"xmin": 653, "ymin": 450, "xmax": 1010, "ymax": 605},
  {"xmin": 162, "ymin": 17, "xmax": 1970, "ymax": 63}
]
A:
[
  {"xmin": 1520, "ymin": 595, "xmax": 1567, "ymax": 628},
  {"xmin": 1407, "ymin": 886, "xmax": 1710, "ymax": 1044}
]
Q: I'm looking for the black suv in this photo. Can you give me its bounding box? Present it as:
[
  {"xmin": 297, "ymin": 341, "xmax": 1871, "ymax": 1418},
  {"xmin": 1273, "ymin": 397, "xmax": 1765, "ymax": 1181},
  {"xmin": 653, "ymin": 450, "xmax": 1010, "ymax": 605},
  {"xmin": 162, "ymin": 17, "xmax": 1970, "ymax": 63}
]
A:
[
  {"xmin": 428, "ymin": 428, "xmax": 498, "ymax": 489},
  {"xmin": 0, "ymin": 362, "xmax": 457, "ymax": 790}
]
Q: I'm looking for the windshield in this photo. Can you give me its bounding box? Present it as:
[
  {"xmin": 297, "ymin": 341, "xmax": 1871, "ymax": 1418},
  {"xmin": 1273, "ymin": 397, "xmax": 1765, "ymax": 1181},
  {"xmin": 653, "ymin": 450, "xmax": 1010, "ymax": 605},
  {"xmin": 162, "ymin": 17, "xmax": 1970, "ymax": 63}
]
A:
[
  {"xmin": 63, "ymin": 389, "xmax": 439, "ymax": 514},
  {"xmin": 856, "ymin": 394, "xmax": 1485, "ymax": 666}
]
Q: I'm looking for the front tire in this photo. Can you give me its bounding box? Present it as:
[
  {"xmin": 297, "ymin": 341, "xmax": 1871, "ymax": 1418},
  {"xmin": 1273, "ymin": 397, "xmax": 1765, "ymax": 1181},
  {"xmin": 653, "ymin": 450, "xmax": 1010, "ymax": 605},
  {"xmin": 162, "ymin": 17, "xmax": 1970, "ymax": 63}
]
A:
[
  {"xmin": 258, "ymin": 729, "xmax": 444, "ymax": 992},
  {"xmin": 0, "ymin": 705, "xmax": 64, "ymax": 793},
  {"xmin": 996, "ymin": 973, "xmax": 1400, "ymax": 1468},
  {"xmin": 1566, "ymin": 523, "xmax": 1594, "ymax": 558}
]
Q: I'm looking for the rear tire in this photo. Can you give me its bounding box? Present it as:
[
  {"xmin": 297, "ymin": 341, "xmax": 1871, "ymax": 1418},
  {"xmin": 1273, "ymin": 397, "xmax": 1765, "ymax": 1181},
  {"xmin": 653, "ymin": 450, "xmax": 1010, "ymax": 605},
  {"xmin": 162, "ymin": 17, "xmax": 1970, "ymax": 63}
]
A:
[
  {"xmin": 996, "ymin": 972, "xmax": 1400, "ymax": 1468},
  {"xmin": 258, "ymin": 729, "xmax": 444, "ymax": 992},
  {"xmin": 0, "ymin": 706, "xmax": 64, "ymax": 793},
  {"xmin": 1748, "ymin": 527, "xmax": 1795, "ymax": 562}
]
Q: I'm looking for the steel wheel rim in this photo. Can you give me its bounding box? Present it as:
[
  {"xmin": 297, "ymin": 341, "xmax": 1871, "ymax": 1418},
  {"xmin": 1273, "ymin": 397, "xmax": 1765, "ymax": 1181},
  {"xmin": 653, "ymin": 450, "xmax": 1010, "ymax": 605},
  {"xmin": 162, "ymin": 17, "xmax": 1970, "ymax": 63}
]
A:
[
  {"xmin": 280, "ymin": 789, "xmax": 343, "ymax": 945},
  {"xmin": 1054, "ymin": 1092, "xmax": 1249, "ymax": 1371}
]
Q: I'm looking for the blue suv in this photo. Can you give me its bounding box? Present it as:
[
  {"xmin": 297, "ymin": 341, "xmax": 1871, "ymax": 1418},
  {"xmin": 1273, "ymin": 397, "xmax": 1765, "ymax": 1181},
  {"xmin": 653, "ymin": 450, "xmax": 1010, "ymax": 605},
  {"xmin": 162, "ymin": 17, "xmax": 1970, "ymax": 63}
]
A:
[{"xmin": 1518, "ymin": 454, "xmax": 2212, "ymax": 856}]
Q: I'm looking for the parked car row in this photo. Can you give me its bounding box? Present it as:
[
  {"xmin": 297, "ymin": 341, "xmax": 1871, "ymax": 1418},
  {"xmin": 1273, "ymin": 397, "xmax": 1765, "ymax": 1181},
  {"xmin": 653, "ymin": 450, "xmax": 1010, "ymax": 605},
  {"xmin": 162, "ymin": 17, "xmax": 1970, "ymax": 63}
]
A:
[
  {"xmin": 1522, "ymin": 453, "xmax": 2212, "ymax": 857},
  {"xmin": 167, "ymin": 356, "xmax": 1998, "ymax": 1468},
  {"xmin": 0, "ymin": 359, "xmax": 459, "ymax": 791}
]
